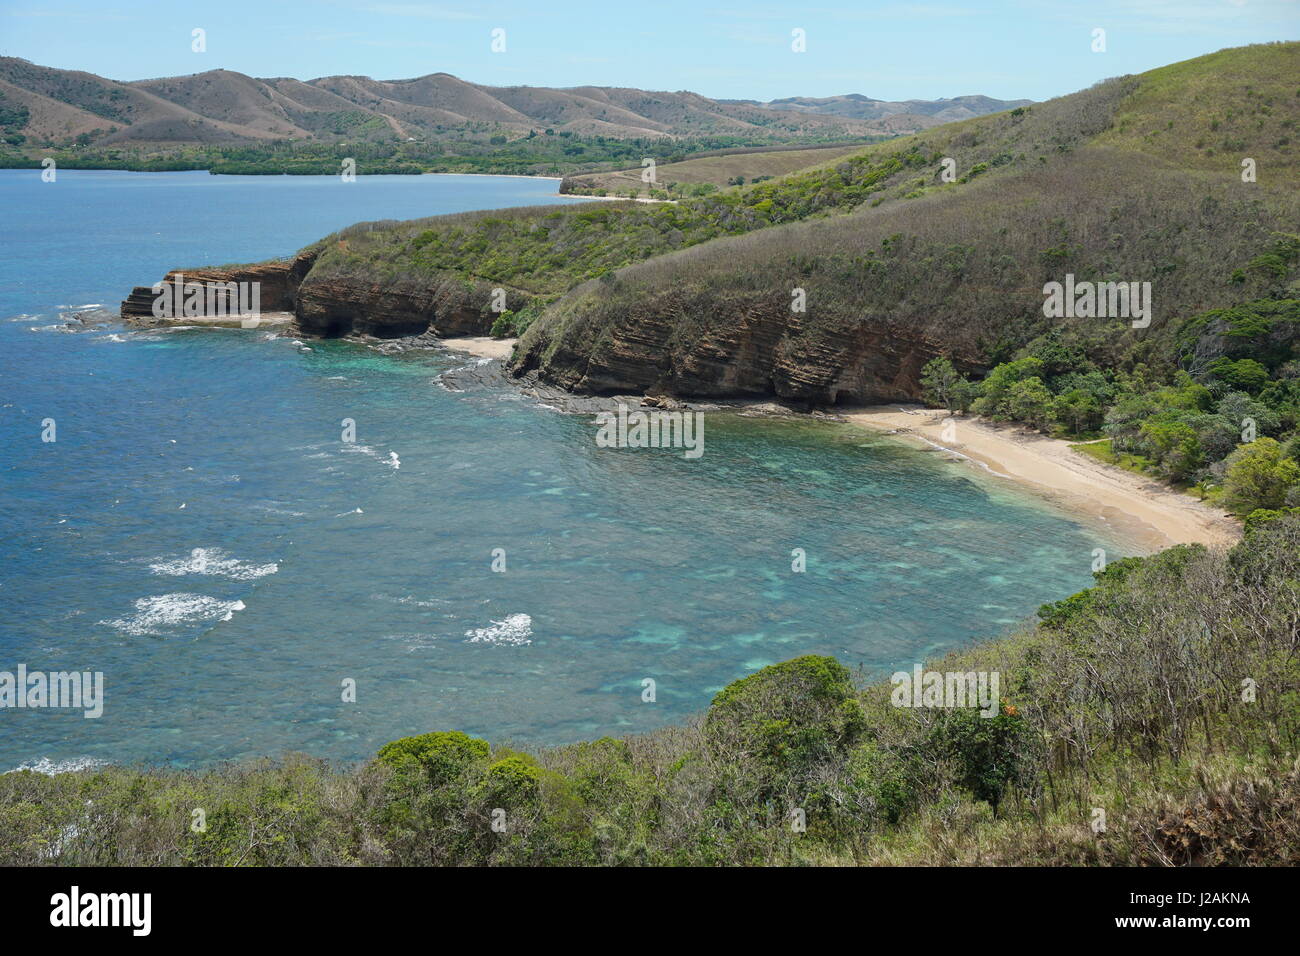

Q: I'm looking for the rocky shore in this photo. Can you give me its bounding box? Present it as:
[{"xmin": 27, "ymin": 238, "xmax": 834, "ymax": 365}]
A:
[
  {"xmin": 116, "ymin": 250, "xmax": 1238, "ymax": 555},
  {"xmin": 120, "ymin": 249, "xmax": 510, "ymax": 340}
]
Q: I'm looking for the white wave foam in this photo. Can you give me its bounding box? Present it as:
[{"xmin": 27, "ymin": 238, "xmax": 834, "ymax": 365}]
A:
[
  {"xmin": 251, "ymin": 504, "xmax": 306, "ymax": 518},
  {"xmin": 374, "ymin": 592, "xmax": 451, "ymax": 608},
  {"xmin": 149, "ymin": 547, "xmax": 278, "ymax": 581},
  {"xmin": 342, "ymin": 443, "xmax": 401, "ymax": 471},
  {"xmin": 99, "ymin": 593, "xmax": 246, "ymax": 636},
  {"xmin": 464, "ymin": 613, "xmax": 533, "ymax": 646},
  {"xmin": 7, "ymin": 756, "xmax": 108, "ymax": 776}
]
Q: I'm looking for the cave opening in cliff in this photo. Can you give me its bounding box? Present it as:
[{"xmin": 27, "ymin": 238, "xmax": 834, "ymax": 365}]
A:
[{"xmin": 321, "ymin": 316, "xmax": 354, "ymax": 339}]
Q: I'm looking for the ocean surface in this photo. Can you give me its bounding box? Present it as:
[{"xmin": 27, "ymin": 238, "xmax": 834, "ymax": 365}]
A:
[{"xmin": 0, "ymin": 169, "xmax": 1128, "ymax": 772}]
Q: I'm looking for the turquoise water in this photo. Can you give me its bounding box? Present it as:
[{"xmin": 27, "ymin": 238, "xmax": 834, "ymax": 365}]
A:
[{"xmin": 0, "ymin": 169, "xmax": 1125, "ymax": 771}]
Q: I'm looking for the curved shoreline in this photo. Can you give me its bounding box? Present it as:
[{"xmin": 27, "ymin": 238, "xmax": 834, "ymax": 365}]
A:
[
  {"xmin": 845, "ymin": 405, "xmax": 1241, "ymax": 552},
  {"xmin": 430, "ymin": 355, "xmax": 1242, "ymax": 553}
]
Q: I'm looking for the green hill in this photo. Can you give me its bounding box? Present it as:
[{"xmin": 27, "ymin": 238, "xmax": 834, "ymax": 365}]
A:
[
  {"xmin": 512, "ymin": 42, "xmax": 1299, "ymax": 401},
  {"xmin": 295, "ymin": 43, "xmax": 1298, "ymax": 383}
]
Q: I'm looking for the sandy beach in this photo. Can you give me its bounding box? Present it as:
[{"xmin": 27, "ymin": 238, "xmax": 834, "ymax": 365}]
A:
[
  {"xmin": 439, "ymin": 336, "xmax": 516, "ymax": 360},
  {"xmin": 845, "ymin": 405, "xmax": 1241, "ymax": 552}
]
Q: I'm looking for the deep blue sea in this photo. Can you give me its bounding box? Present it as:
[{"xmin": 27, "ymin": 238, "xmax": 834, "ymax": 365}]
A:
[{"xmin": 0, "ymin": 169, "xmax": 1128, "ymax": 772}]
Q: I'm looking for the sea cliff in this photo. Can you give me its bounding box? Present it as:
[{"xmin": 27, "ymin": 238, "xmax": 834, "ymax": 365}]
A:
[{"xmin": 120, "ymin": 248, "xmax": 517, "ymax": 340}]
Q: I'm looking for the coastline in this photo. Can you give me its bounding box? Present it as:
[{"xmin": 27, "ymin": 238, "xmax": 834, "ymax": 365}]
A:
[
  {"xmin": 109, "ymin": 292, "xmax": 1245, "ymax": 556},
  {"xmin": 421, "ymin": 172, "xmax": 563, "ymax": 181},
  {"xmin": 844, "ymin": 405, "xmax": 1242, "ymax": 552},
  {"xmin": 565, "ymin": 194, "xmax": 677, "ymax": 204},
  {"xmin": 439, "ymin": 336, "xmax": 516, "ymax": 360},
  {"xmin": 437, "ymin": 356, "xmax": 1241, "ymax": 554}
]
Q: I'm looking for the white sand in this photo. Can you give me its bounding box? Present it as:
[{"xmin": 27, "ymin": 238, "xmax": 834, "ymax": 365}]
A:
[
  {"xmin": 439, "ymin": 336, "xmax": 516, "ymax": 359},
  {"xmin": 845, "ymin": 406, "xmax": 1241, "ymax": 552}
]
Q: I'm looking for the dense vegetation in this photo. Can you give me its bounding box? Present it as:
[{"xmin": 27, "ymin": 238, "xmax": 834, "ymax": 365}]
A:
[
  {"xmin": 4, "ymin": 511, "xmax": 1297, "ymax": 866},
  {"xmin": 918, "ymin": 235, "xmax": 1300, "ymax": 516},
  {"xmin": 0, "ymin": 129, "xmax": 877, "ymax": 178}
]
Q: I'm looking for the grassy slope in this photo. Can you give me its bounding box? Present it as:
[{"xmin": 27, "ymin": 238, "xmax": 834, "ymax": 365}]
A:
[
  {"xmin": 513, "ymin": 43, "xmax": 1299, "ymax": 395},
  {"xmin": 297, "ymin": 140, "xmax": 925, "ymax": 320},
  {"xmin": 297, "ymin": 90, "xmax": 1049, "ymax": 321},
  {"xmin": 516, "ymin": 150, "xmax": 1295, "ymax": 391},
  {"xmin": 560, "ymin": 143, "xmax": 872, "ymax": 196},
  {"xmin": 1097, "ymin": 42, "xmax": 1299, "ymax": 176},
  {"xmin": 4, "ymin": 514, "xmax": 1297, "ymax": 866},
  {"xmin": 296, "ymin": 44, "xmax": 1298, "ymax": 379}
]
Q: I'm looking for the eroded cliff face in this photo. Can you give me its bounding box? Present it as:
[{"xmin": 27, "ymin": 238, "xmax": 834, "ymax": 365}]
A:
[
  {"xmin": 120, "ymin": 254, "xmax": 314, "ymax": 324},
  {"xmin": 511, "ymin": 290, "xmax": 980, "ymax": 406},
  {"xmin": 121, "ymin": 250, "xmax": 519, "ymax": 339},
  {"xmin": 293, "ymin": 272, "xmax": 524, "ymax": 339}
]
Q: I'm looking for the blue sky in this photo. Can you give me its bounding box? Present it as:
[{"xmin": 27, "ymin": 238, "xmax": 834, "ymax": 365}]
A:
[{"xmin": 2, "ymin": 0, "xmax": 1296, "ymax": 102}]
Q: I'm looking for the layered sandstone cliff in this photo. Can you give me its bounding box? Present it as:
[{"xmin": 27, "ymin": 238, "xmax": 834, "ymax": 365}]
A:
[
  {"xmin": 120, "ymin": 253, "xmax": 314, "ymax": 326},
  {"xmin": 509, "ymin": 292, "xmax": 967, "ymax": 405},
  {"xmin": 293, "ymin": 272, "xmax": 527, "ymax": 339},
  {"xmin": 120, "ymin": 249, "xmax": 515, "ymax": 339},
  {"xmin": 120, "ymin": 250, "xmax": 967, "ymax": 405}
]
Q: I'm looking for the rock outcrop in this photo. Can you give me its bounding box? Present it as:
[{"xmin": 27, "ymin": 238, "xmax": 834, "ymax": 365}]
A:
[
  {"xmin": 510, "ymin": 292, "xmax": 981, "ymax": 406},
  {"xmin": 120, "ymin": 252, "xmax": 315, "ymax": 327},
  {"xmin": 293, "ymin": 273, "xmax": 523, "ymax": 339},
  {"xmin": 121, "ymin": 250, "xmax": 516, "ymax": 339}
]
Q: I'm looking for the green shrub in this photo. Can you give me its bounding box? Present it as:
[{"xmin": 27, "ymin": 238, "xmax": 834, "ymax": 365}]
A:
[
  {"xmin": 1244, "ymin": 506, "xmax": 1300, "ymax": 534},
  {"xmin": 706, "ymin": 656, "xmax": 866, "ymax": 781},
  {"xmin": 477, "ymin": 753, "xmax": 543, "ymax": 807},
  {"xmin": 922, "ymin": 707, "xmax": 1037, "ymax": 811},
  {"xmin": 1222, "ymin": 437, "xmax": 1300, "ymax": 514},
  {"xmin": 376, "ymin": 730, "xmax": 490, "ymax": 784},
  {"xmin": 489, "ymin": 309, "xmax": 516, "ymax": 338}
]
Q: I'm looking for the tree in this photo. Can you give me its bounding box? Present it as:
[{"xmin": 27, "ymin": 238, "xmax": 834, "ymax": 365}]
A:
[
  {"xmin": 1140, "ymin": 419, "xmax": 1203, "ymax": 481},
  {"xmin": 1222, "ymin": 438, "xmax": 1300, "ymax": 515},
  {"xmin": 489, "ymin": 309, "xmax": 516, "ymax": 338},
  {"xmin": 1209, "ymin": 357, "xmax": 1270, "ymax": 394},
  {"xmin": 971, "ymin": 357, "xmax": 1045, "ymax": 420},
  {"xmin": 950, "ymin": 378, "xmax": 979, "ymax": 415},
  {"xmin": 705, "ymin": 656, "xmax": 865, "ymax": 796},
  {"xmin": 920, "ymin": 356, "xmax": 966, "ymax": 412},
  {"xmin": 1007, "ymin": 377, "xmax": 1055, "ymax": 431},
  {"xmin": 1216, "ymin": 390, "xmax": 1280, "ymax": 438},
  {"xmin": 1052, "ymin": 387, "xmax": 1103, "ymax": 434}
]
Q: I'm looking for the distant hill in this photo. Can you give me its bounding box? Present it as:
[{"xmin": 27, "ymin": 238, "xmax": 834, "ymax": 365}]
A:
[
  {"xmin": 0, "ymin": 57, "xmax": 1028, "ymax": 148},
  {"xmin": 722, "ymin": 92, "xmax": 1034, "ymax": 128}
]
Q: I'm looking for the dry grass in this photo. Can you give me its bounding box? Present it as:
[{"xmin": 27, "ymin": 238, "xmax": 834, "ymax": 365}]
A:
[{"xmin": 563, "ymin": 144, "xmax": 871, "ymax": 195}]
